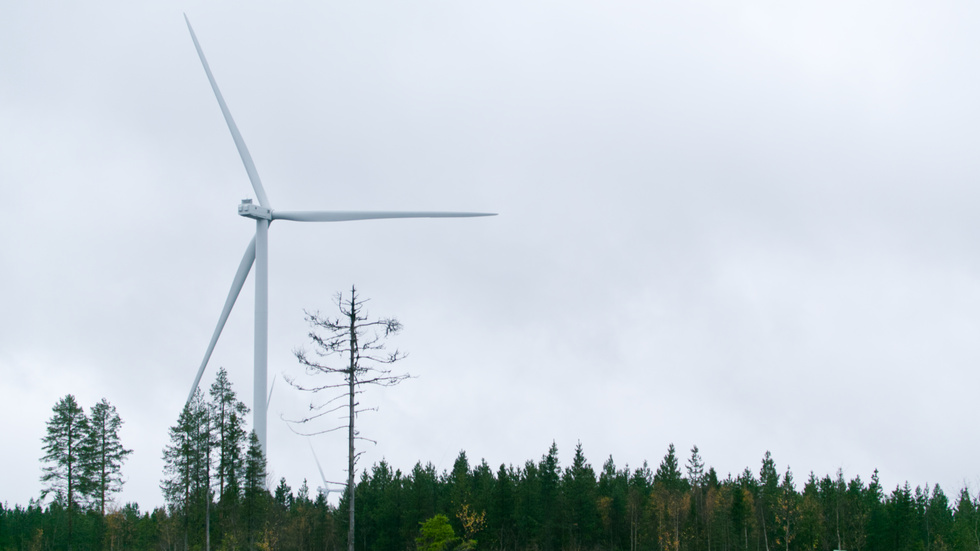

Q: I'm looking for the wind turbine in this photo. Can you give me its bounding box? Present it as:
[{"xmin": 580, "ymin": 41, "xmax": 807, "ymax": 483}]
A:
[
  {"xmin": 309, "ymin": 441, "xmax": 344, "ymax": 499},
  {"xmin": 182, "ymin": 15, "xmax": 495, "ymax": 461}
]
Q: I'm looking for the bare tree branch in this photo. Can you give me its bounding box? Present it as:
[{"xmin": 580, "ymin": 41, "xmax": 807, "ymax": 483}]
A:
[{"xmin": 285, "ymin": 286, "xmax": 408, "ymax": 551}]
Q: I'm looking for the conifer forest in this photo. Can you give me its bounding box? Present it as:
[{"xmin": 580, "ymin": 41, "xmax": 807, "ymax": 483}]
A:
[{"xmin": 4, "ymin": 372, "xmax": 980, "ymax": 551}]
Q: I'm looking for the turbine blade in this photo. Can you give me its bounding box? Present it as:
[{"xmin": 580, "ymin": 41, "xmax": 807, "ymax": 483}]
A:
[
  {"xmin": 309, "ymin": 441, "xmax": 330, "ymax": 488},
  {"xmin": 187, "ymin": 237, "xmax": 257, "ymax": 405},
  {"xmin": 267, "ymin": 373, "xmax": 276, "ymax": 407},
  {"xmin": 184, "ymin": 14, "xmax": 271, "ymax": 208},
  {"xmin": 271, "ymin": 210, "xmax": 497, "ymax": 222}
]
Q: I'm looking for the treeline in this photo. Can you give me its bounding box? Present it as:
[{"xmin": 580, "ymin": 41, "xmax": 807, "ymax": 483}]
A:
[
  {"xmin": 8, "ymin": 372, "xmax": 980, "ymax": 551},
  {"xmin": 155, "ymin": 368, "xmax": 339, "ymax": 551},
  {"xmin": 0, "ymin": 484, "xmax": 334, "ymax": 551},
  {"xmin": 6, "ymin": 440, "xmax": 980, "ymax": 551},
  {"xmin": 2, "ymin": 369, "xmax": 339, "ymax": 551},
  {"xmin": 338, "ymin": 443, "xmax": 980, "ymax": 551}
]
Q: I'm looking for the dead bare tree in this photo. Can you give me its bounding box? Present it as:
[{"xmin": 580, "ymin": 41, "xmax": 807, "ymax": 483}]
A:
[{"xmin": 286, "ymin": 285, "xmax": 408, "ymax": 551}]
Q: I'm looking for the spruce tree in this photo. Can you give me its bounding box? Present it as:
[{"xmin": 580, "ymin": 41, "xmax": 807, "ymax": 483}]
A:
[
  {"xmin": 490, "ymin": 463, "xmax": 517, "ymax": 550},
  {"xmin": 538, "ymin": 442, "xmax": 561, "ymax": 551},
  {"xmin": 951, "ymin": 487, "xmax": 977, "ymax": 550},
  {"xmin": 685, "ymin": 446, "xmax": 706, "ymax": 550},
  {"xmin": 758, "ymin": 451, "xmax": 779, "ymax": 551},
  {"xmin": 653, "ymin": 443, "xmax": 684, "ymax": 493},
  {"xmin": 652, "ymin": 444, "xmax": 686, "ymax": 551},
  {"xmin": 562, "ymin": 441, "xmax": 599, "ymax": 550}
]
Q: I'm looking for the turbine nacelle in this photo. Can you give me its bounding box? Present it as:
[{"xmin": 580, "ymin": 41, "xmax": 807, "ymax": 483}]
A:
[{"xmin": 238, "ymin": 199, "xmax": 272, "ymax": 220}]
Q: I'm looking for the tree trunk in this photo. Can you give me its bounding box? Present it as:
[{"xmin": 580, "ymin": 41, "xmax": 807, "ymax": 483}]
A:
[{"xmin": 347, "ymin": 304, "xmax": 357, "ymax": 551}]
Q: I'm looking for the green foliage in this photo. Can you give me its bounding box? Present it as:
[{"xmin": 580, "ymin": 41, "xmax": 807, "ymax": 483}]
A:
[
  {"xmin": 209, "ymin": 367, "xmax": 249, "ymax": 509},
  {"xmin": 39, "ymin": 394, "xmax": 132, "ymax": 551},
  {"xmin": 83, "ymin": 398, "xmax": 132, "ymax": 516},
  {"xmin": 243, "ymin": 430, "xmax": 270, "ymax": 547},
  {"xmin": 417, "ymin": 514, "xmax": 459, "ymax": 551},
  {"xmin": 21, "ymin": 400, "xmax": 980, "ymax": 551},
  {"xmin": 653, "ymin": 443, "xmax": 685, "ymax": 494},
  {"xmin": 40, "ymin": 394, "xmax": 90, "ymax": 510},
  {"xmin": 562, "ymin": 441, "xmax": 599, "ymax": 549}
]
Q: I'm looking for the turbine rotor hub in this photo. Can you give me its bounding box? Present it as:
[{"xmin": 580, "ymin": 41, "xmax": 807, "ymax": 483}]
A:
[{"xmin": 238, "ymin": 199, "xmax": 272, "ymax": 220}]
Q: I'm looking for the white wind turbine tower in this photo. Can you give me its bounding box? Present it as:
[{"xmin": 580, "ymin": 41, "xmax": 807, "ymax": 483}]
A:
[{"xmin": 182, "ymin": 16, "xmax": 495, "ymax": 461}]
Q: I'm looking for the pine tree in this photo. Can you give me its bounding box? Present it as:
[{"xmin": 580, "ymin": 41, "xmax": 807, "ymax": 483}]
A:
[
  {"xmin": 208, "ymin": 366, "xmax": 249, "ymax": 544},
  {"xmin": 82, "ymin": 398, "xmax": 132, "ymax": 516},
  {"xmin": 161, "ymin": 389, "xmax": 212, "ymax": 551},
  {"xmin": 40, "ymin": 394, "xmax": 90, "ymax": 551},
  {"xmin": 242, "ymin": 430, "xmax": 268, "ymax": 548},
  {"xmin": 209, "ymin": 367, "xmax": 249, "ymax": 505}
]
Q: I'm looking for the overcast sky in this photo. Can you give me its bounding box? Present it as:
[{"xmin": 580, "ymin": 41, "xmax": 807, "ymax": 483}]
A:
[{"xmin": 3, "ymin": 1, "xmax": 980, "ymax": 509}]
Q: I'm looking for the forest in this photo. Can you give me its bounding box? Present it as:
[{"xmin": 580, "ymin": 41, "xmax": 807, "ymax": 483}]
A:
[{"xmin": 5, "ymin": 369, "xmax": 980, "ymax": 551}]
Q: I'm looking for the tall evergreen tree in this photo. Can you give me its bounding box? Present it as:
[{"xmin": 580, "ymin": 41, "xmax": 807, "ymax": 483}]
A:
[
  {"xmin": 864, "ymin": 469, "xmax": 888, "ymax": 550},
  {"xmin": 405, "ymin": 462, "xmax": 440, "ymax": 539},
  {"xmin": 757, "ymin": 451, "xmax": 779, "ymax": 551},
  {"xmin": 40, "ymin": 394, "xmax": 90, "ymax": 551},
  {"xmin": 538, "ymin": 442, "xmax": 562, "ymax": 551},
  {"xmin": 490, "ymin": 463, "xmax": 517, "ymax": 550},
  {"xmin": 242, "ymin": 430, "xmax": 268, "ymax": 548},
  {"xmin": 597, "ymin": 456, "xmax": 628, "ymax": 551},
  {"xmin": 685, "ymin": 445, "xmax": 706, "ymax": 550},
  {"xmin": 515, "ymin": 459, "xmax": 542, "ymax": 548},
  {"xmin": 208, "ymin": 366, "xmax": 249, "ymax": 544},
  {"xmin": 161, "ymin": 389, "xmax": 212, "ymax": 551},
  {"xmin": 926, "ymin": 484, "xmax": 953, "ymax": 549},
  {"xmin": 951, "ymin": 487, "xmax": 978, "ymax": 551},
  {"xmin": 652, "ymin": 444, "xmax": 687, "ymax": 551},
  {"xmin": 209, "ymin": 367, "xmax": 249, "ymax": 505},
  {"xmin": 888, "ymin": 482, "xmax": 917, "ymax": 551},
  {"xmin": 470, "ymin": 459, "xmax": 495, "ymax": 529},
  {"xmin": 653, "ymin": 444, "xmax": 684, "ymax": 493},
  {"xmin": 628, "ymin": 462, "xmax": 652, "ymax": 551},
  {"xmin": 447, "ymin": 451, "xmax": 473, "ymax": 520},
  {"xmin": 562, "ymin": 441, "xmax": 599, "ymax": 551},
  {"xmin": 82, "ymin": 398, "xmax": 132, "ymax": 516},
  {"xmin": 732, "ymin": 468, "xmax": 759, "ymax": 551},
  {"xmin": 774, "ymin": 466, "xmax": 797, "ymax": 551}
]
